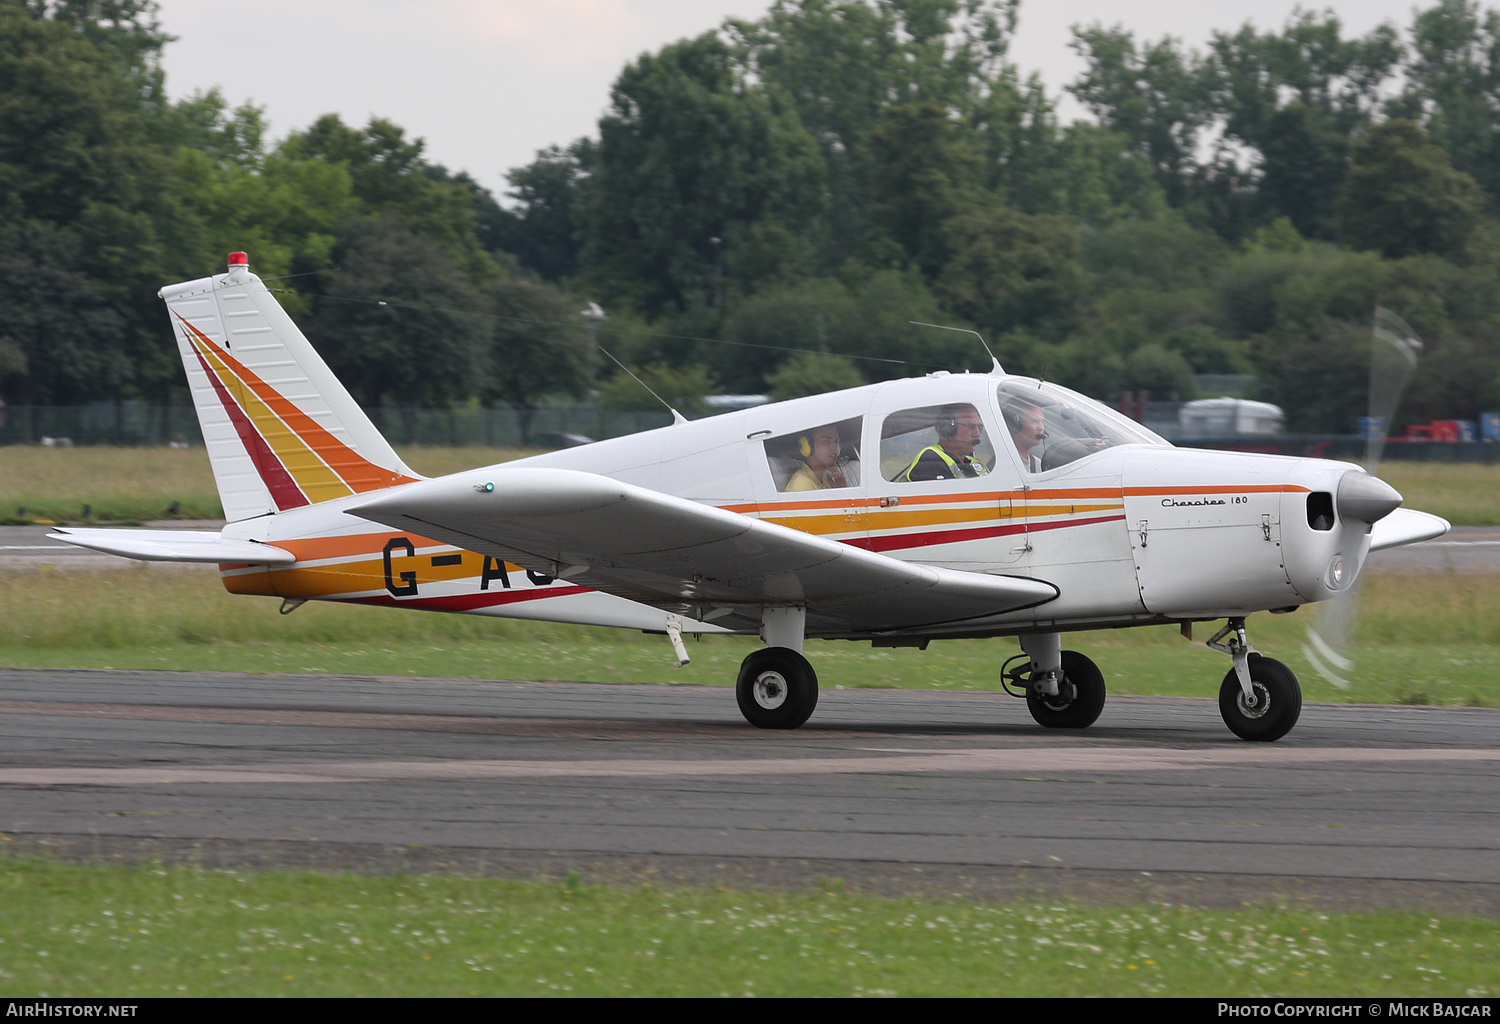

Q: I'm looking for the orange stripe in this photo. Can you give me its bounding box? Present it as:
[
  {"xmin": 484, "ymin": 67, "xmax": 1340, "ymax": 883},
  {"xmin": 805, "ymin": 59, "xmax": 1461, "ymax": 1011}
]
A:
[
  {"xmin": 179, "ymin": 316, "xmax": 415, "ymax": 493},
  {"xmin": 192, "ymin": 335, "xmax": 350, "ymax": 503},
  {"xmin": 273, "ymin": 531, "xmax": 448, "ymax": 562},
  {"xmin": 1124, "ymin": 484, "xmax": 1308, "ymax": 496}
]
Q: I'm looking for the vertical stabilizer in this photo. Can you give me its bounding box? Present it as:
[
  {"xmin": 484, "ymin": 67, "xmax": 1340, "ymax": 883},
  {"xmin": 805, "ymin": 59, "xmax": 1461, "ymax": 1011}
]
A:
[{"xmin": 161, "ymin": 253, "xmax": 420, "ymax": 522}]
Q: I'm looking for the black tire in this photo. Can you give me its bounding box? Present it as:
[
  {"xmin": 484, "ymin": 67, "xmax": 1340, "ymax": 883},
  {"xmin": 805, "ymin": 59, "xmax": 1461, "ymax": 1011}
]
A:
[
  {"xmin": 1025, "ymin": 650, "xmax": 1106, "ymax": 729},
  {"xmin": 736, "ymin": 647, "xmax": 819, "ymax": 729},
  {"xmin": 1218, "ymin": 655, "xmax": 1302, "ymax": 742}
]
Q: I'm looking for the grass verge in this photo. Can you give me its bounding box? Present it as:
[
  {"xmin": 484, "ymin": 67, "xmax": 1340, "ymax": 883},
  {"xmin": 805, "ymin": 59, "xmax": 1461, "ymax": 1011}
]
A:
[
  {"xmin": 0, "ymin": 446, "xmax": 533, "ymax": 524},
  {"xmin": 1, "ymin": 568, "xmax": 1496, "ymax": 707},
  {"xmin": 0, "ymin": 858, "xmax": 1494, "ymax": 997}
]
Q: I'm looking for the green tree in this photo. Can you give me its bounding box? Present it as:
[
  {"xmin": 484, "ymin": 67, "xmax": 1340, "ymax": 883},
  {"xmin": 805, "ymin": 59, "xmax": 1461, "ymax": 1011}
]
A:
[
  {"xmin": 493, "ymin": 139, "xmax": 595, "ymax": 282},
  {"xmin": 306, "ymin": 216, "xmax": 484, "ymax": 410},
  {"xmin": 863, "ymin": 100, "xmax": 987, "ymax": 276},
  {"xmin": 288, "ymin": 115, "xmax": 494, "ymax": 280},
  {"xmin": 1338, "ymin": 119, "xmax": 1483, "ymax": 260},
  {"xmin": 482, "ymin": 279, "xmax": 593, "ymax": 445},
  {"xmin": 719, "ymin": 278, "xmax": 860, "ymax": 391},
  {"xmin": 1253, "ymin": 319, "xmax": 1369, "ymax": 432},
  {"xmin": 935, "ymin": 206, "xmax": 1083, "ymax": 339},
  {"xmin": 596, "ymin": 363, "xmax": 718, "ymax": 414},
  {"xmin": 765, "ymin": 352, "xmax": 864, "ymax": 400},
  {"xmin": 0, "ymin": 223, "xmax": 129, "ymax": 404},
  {"xmin": 585, "ymin": 32, "xmax": 824, "ymax": 316},
  {"xmin": 730, "ymin": 1, "xmax": 1019, "ymax": 267},
  {"xmin": 1393, "ymin": 0, "xmax": 1500, "ymax": 207},
  {"xmin": 1204, "ymin": 10, "xmax": 1402, "ymax": 238},
  {"xmin": 1068, "ymin": 25, "xmax": 1211, "ymax": 208},
  {"xmin": 1125, "ymin": 342, "xmax": 1196, "ymax": 400}
]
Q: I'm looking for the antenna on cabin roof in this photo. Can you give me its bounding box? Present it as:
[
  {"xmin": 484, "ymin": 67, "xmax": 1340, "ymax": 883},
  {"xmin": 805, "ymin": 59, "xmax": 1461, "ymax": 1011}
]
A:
[
  {"xmin": 909, "ymin": 321, "xmax": 1003, "ymax": 374},
  {"xmin": 598, "ymin": 347, "xmax": 688, "ymax": 426}
]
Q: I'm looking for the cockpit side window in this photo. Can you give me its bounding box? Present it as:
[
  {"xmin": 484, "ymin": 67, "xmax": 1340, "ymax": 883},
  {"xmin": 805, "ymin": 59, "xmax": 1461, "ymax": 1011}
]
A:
[
  {"xmin": 763, "ymin": 417, "xmax": 863, "ymax": 492},
  {"xmin": 879, "ymin": 404, "xmax": 996, "ymax": 483},
  {"xmin": 997, "ymin": 381, "xmax": 1166, "ymax": 472}
]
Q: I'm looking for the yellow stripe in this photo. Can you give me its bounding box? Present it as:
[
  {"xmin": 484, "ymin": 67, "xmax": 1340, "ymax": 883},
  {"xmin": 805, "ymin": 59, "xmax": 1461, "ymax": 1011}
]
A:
[
  {"xmin": 197, "ymin": 341, "xmax": 353, "ymax": 504},
  {"xmin": 1024, "ymin": 502, "xmax": 1124, "ymax": 518},
  {"xmin": 264, "ymin": 552, "xmax": 522, "ymax": 600}
]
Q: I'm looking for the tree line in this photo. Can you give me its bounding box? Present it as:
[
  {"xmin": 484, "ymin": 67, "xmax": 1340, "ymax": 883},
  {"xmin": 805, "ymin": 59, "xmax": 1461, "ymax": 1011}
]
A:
[{"xmin": 4, "ymin": 0, "xmax": 1500, "ymax": 434}]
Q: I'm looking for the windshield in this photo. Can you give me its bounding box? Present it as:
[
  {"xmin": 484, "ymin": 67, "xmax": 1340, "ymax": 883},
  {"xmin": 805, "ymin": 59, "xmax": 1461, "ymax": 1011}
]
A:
[{"xmin": 997, "ymin": 380, "xmax": 1168, "ymax": 472}]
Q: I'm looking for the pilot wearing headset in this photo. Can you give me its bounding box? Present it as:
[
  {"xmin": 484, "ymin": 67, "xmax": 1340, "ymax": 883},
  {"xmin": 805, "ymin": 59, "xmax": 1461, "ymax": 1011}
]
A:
[
  {"xmin": 903, "ymin": 404, "xmax": 989, "ymax": 481},
  {"xmin": 785, "ymin": 423, "xmax": 851, "ymax": 490},
  {"xmin": 1003, "ymin": 395, "xmax": 1048, "ymax": 472}
]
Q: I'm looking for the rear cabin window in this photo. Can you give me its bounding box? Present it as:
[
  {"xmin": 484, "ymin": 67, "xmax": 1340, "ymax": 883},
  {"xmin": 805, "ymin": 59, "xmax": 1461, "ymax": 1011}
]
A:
[
  {"xmin": 762, "ymin": 418, "xmax": 863, "ymax": 492},
  {"xmin": 879, "ymin": 404, "xmax": 996, "ymax": 483}
]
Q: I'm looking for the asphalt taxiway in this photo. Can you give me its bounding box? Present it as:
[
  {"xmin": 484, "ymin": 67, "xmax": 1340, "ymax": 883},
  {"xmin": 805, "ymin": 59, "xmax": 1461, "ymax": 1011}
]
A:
[{"xmin": 1, "ymin": 667, "xmax": 1495, "ymax": 914}]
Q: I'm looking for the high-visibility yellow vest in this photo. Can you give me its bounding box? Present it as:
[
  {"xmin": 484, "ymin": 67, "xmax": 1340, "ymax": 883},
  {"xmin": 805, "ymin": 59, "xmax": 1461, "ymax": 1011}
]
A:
[{"xmin": 903, "ymin": 445, "xmax": 988, "ymax": 481}]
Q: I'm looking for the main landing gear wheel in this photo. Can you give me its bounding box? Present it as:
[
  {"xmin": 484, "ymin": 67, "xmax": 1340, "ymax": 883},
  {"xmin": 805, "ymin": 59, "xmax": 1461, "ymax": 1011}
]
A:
[
  {"xmin": 1218, "ymin": 655, "xmax": 1301, "ymax": 742},
  {"xmin": 1025, "ymin": 650, "xmax": 1106, "ymax": 729},
  {"xmin": 736, "ymin": 647, "xmax": 819, "ymax": 729}
]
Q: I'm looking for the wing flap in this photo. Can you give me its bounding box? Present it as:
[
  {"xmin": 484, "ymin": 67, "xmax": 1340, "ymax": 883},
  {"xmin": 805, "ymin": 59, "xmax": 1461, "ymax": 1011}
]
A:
[
  {"xmin": 351, "ymin": 468, "xmax": 1056, "ymax": 631},
  {"xmin": 48, "ymin": 528, "xmax": 296, "ymax": 564}
]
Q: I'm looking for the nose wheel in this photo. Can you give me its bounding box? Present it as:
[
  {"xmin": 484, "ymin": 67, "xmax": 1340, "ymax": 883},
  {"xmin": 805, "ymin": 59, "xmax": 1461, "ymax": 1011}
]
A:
[
  {"xmin": 736, "ymin": 647, "xmax": 819, "ymax": 729},
  {"xmin": 1218, "ymin": 654, "xmax": 1301, "ymax": 741},
  {"xmin": 1206, "ymin": 619, "xmax": 1302, "ymax": 741}
]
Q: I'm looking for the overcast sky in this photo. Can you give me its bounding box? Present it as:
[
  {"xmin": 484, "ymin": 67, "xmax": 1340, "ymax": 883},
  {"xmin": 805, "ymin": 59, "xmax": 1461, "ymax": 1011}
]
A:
[{"xmin": 155, "ymin": 0, "xmax": 1436, "ymax": 200}]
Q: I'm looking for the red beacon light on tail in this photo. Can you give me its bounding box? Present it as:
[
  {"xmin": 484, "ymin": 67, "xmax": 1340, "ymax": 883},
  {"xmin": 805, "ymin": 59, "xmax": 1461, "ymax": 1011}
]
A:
[{"xmin": 227, "ymin": 252, "xmax": 249, "ymax": 269}]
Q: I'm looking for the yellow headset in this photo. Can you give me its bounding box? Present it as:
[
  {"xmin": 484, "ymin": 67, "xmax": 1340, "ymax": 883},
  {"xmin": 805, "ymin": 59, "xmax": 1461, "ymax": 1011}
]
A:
[{"xmin": 798, "ymin": 435, "xmax": 812, "ymax": 457}]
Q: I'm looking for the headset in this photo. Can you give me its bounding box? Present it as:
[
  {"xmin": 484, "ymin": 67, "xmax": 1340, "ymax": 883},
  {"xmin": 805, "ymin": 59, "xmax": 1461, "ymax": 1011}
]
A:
[
  {"xmin": 1003, "ymin": 400, "xmax": 1049, "ymax": 446},
  {"xmin": 798, "ymin": 435, "xmax": 813, "ymax": 457},
  {"xmin": 936, "ymin": 405, "xmax": 982, "ymax": 439}
]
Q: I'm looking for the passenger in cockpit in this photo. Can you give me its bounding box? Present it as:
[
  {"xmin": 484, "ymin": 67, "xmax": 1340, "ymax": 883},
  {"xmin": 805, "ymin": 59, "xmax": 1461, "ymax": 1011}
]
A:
[{"xmin": 786, "ymin": 424, "xmax": 852, "ymax": 490}]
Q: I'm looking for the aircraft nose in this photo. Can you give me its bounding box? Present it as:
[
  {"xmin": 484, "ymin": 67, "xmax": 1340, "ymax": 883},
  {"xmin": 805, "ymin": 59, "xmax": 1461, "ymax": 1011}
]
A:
[{"xmin": 1336, "ymin": 471, "xmax": 1403, "ymax": 524}]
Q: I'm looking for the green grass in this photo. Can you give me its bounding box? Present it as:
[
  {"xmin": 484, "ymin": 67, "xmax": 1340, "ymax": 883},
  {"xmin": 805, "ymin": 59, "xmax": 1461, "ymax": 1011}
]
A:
[
  {"xmin": 1, "ymin": 568, "xmax": 1496, "ymax": 707},
  {"xmin": 0, "ymin": 446, "xmax": 1496, "ymax": 525},
  {"xmin": 1379, "ymin": 462, "xmax": 1500, "ymax": 526},
  {"xmin": 0, "ymin": 858, "xmax": 1493, "ymax": 997},
  {"xmin": 0, "ymin": 446, "xmax": 534, "ymax": 524}
]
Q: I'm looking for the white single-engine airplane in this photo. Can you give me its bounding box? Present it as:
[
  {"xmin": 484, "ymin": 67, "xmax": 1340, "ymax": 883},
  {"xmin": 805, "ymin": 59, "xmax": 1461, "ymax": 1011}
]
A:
[{"xmin": 53, "ymin": 254, "xmax": 1451, "ymax": 742}]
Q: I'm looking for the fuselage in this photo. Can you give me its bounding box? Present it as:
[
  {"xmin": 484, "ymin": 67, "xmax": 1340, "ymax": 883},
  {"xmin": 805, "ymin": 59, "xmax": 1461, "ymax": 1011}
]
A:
[{"xmin": 219, "ymin": 372, "xmax": 1370, "ymax": 640}]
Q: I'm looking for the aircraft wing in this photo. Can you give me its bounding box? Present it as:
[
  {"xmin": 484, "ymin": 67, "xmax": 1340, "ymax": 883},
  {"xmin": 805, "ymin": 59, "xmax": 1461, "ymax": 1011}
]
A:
[
  {"xmin": 350, "ymin": 468, "xmax": 1057, "ymax": 634},
  {"xmin": 1368, "ymin": 508, "xmax": 1450, "ymax": 552},
  {"xmin": 48, "ymin": 528, "xmax": 296, "ymax": 564}
]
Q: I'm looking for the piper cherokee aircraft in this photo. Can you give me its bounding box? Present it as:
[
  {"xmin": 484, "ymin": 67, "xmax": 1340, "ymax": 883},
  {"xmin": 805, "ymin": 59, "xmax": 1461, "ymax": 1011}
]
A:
[{"xmin": 51, "ymin": 253, "xmax": 1451, "ymax": 742}]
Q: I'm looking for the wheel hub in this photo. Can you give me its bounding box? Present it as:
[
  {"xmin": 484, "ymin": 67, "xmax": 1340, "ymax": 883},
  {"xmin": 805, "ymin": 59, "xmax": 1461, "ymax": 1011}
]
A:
[
  {"xmin": 1034, "ymin": 675, "xmax": 1075, "ymax": 710},
  {"xmin": 752, "ymin": 671, "xmax": 788, "ymax": 710},
  {"xmin": 1237, "ymin": 681, "xmax": 1271, "ymax": 720}
]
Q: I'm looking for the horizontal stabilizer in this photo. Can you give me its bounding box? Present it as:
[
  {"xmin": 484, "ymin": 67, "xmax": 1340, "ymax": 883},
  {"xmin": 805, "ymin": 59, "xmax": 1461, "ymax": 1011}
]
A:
[
  {"xmin": 48, "ymin": 528, "xmax": 296, "ymax": 564},
  {"xmin": 1368, "ymin": 509, "xmax": 1450, "ymax": 552},
  {"xmin": 351, "ymin": 467, "xmax": 1057, "ymax": 633}
]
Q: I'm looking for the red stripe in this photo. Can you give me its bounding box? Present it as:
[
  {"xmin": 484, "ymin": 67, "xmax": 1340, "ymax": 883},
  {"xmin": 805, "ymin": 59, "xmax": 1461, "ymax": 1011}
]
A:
[
  {"xmin": 345, "ymin": 585, "xmax": 591, "ymax": 612},
  {"xmin": 857, "ymin": 514, "xmax": 1126, "ymax": 553},
  {"xmin": 188, "ymin": 340, "xmax": 309, "ymax": 510}
]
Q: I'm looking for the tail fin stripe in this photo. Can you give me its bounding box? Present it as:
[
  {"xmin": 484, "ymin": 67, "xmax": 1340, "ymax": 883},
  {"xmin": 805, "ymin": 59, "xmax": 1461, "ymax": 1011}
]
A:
[
  {"xmin": 176, "ymin": 313, "xmax": 415, "ymax": 494},
  {"xmin": 189, "ymin": 331, "xmax": 352, "ymax": 505},
  {"xmin": 186, "ymin": 338, "xmax": 311, "ymax": 511}
]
